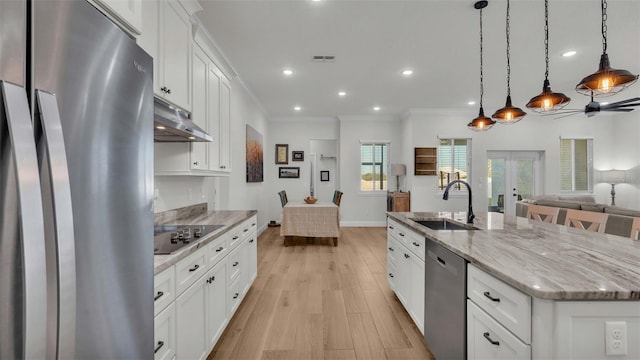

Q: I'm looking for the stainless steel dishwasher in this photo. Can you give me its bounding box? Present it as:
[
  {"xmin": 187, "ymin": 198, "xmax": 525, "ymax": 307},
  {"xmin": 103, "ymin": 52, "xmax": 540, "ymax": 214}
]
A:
[{"xmin": 424, "ymin": 238, "xmax": 467, "ymax": 360}]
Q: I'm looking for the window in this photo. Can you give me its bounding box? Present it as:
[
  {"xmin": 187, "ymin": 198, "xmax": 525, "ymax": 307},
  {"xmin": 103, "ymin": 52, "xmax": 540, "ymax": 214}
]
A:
[
  {"xmin": 438, "ymin": 138, "xmax": 471, "ymax": 190},
  {"xmin": 560, "ymin": 138, "xmax": 593, "ymax": 192},
  {"xmin": 360, "ymin": 143, "xmax": 388, "ymax": 192}
]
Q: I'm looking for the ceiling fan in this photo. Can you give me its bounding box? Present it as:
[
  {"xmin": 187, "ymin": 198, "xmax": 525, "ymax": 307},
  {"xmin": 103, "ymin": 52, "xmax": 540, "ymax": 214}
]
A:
[{"xmin": 543, "ymin": 92, "xmax": 640, "ymax": 119}]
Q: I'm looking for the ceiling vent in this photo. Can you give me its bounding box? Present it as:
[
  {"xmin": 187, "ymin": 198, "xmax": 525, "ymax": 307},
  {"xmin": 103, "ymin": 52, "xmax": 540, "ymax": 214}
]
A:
[{"xmin": 312, "ymin": 55, "xmax": 335, "ymax": 62}]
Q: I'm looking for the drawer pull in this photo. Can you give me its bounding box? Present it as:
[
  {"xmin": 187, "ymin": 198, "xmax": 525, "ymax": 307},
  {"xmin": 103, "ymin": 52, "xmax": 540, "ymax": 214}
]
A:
[
  {"xmin": 389, "ymin": 273, "xmax": 394, "ymax": 278},
  {"xmin": 483, "ymin": 291, "xmax": 500, "ymax": 302},
  {"xmin": 249, "ymin": 239, "xmax": 254, "ymax": 243},
  {"xmin": 154, "ymin": 291, "xmax": 164, "ymax": 301},
  {"xmin": 399, "ymin": 233, "xmax": 405, "ymax": 237},
  {"xmin": 252, "ymin": 223, "xmax": 256, "ymax": 226},
  {"xmin": 233, "ymin": 261, "xmax": 239, "ymax": 267},
  {"xmin": 207, "ymin": 276, "xmax": 216, "ymax": 284},
  {"xmin": 404, "ymin": 253, "xmax": 410, "ymax": 259},
  {"xmin": 412, "ymin": 242, "xmax": 420, "ymax": 247},
  {"xmin": 232, "ymin": 236, "xmax": 239, "ymax": 240},
  {"xmin": 233, "ymin": 293, "xmax": 239, "ymax": 299},
  {"xmin": 188, "ymin": 264, "xmax": 200, "ymax": 272},
  {"xmin": 154, "ymin": 341, "xmax": 165, "ymax": 354},
  {"xmin": 389, "ymin": 225, "xmax": 394, "ymax": 230},
  {"xmin": 243, "ymin": 229, "xmax": 248, "ymax": 233},
  {"xmin": 483, "ymin": 332, "xmax": 500, "ymax": 346},
  {"xmin": 388, "ymin": 247, "xmax": 394, "ymax": 251},
  {"xmin": 215, "ymin": 246, "xmax": 224, "ymax": 252},
  {"xmin": 437, "ymin": 257, "xmax": 446, "ymax": 267}
]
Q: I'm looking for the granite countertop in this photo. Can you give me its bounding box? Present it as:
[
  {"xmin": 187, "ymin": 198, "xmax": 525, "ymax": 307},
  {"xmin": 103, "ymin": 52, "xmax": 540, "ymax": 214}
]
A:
[
  {"xmin": 387, "ymin": 211, "xmax": 640, "ymax": 300},
  {"xmin": 154, "ymin": 209, "xmax": 258, "ymax": 274}
]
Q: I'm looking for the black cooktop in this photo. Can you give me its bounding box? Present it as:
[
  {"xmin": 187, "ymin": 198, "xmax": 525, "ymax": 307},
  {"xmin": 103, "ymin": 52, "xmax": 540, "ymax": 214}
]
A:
[{"xmin": 154, "ymin": 224, "xmax": 224, "ymax": 255}]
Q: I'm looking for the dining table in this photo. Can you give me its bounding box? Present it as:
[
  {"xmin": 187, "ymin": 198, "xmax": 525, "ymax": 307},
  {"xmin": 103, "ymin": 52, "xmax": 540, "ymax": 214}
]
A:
[{"xmin": 280, "ymin": 200, "xmax": 340, "ymax": 246}]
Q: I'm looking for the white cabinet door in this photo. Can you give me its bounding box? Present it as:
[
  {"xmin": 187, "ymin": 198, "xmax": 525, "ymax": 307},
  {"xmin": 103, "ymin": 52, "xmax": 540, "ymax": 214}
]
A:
[
  {"xmin": 205, "ymin": 261, "xmax": 228, "ymax": 350},
  {"xmin": 138, "ymin": 0, "xmax": 158, "ymax": 89},
  {"xmin": 467, "ymin": 300, "xmax": 531, "ymax": 360},
  {"xmin": 93, "ymin": 0, "xmax": 142, "ymax": 35},
  {"xmin": 161, "ymin": 0, "xmax": 191, "ymax": 110},
  {"xmin": 176, "ymin": 275, "xmax": 208, "ymax": 360},
  {"xmin": 154, "ymin": 303, "xmax": 176, "ymax": 360},
  {"xmin": 218, "ymin": 79, "xmax": 231, "ymax": 171},
  {"xmin": 410, "ymin": 255, "xmax": 425, "ymax": 334},
  {"xmin": 396, "ymin": 246, "xmax": 411, "ymax": 308},
  {"xmin": 242, "ymin": 232, "xmax": 257, "ymax": 294},
  {"xmin": 190, "ymin": 45, "xmax": 209, "ymax": 171},
  {"xmin": 207, "ymin": 63, "xmax": 221, "ymax": 170}
]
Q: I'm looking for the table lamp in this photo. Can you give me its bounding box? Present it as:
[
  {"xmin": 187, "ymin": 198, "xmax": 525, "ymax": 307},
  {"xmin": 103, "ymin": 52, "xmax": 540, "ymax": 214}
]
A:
[
  {"xmin": 600, "ymin": 169, "xmax": 627, "ymax": 206},
  {"xmin": 390, "ymin": 164, "xmax": 406, "ymax": 192}
]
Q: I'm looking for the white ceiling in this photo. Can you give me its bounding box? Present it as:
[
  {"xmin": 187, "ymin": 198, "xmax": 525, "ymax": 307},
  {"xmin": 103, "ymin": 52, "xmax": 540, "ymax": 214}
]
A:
[{"xmin": 197, "ymin": 0, "xmax": 640, "ymax": 119}]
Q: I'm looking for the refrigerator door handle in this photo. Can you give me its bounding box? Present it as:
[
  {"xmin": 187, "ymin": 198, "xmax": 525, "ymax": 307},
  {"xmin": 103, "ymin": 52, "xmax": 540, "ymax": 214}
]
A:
[
  {"xmin": 35, "ymin": 89, "xmax": 76, "ymax": 360},
  {"xmin": 0, "ymin": 81, "xmax": 47, "ymax": 358}
]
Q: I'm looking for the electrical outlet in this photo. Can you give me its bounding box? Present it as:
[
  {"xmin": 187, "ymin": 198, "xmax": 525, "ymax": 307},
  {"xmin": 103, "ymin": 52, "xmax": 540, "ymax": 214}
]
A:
[{"xmin": 605, "ymin": 321, "xmax": 627, "ymax": 356}]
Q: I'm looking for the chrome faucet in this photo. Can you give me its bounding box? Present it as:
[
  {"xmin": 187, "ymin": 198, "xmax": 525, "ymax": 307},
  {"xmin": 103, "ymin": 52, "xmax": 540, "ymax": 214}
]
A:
[{"xmin": 442, "ymin": 180, "xmax": 475, "ymax": 224}]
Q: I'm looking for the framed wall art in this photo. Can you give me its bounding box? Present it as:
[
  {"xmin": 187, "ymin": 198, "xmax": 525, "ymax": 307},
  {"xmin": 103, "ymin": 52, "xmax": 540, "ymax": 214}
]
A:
[
  {"xmin": 245, "ymin": 125, "xmax": 264, "ymax": 182},
  {"xmin": 292, "ymin": 151, "xmax": 304, "ymax": 161},
  {"xmin": 320, "ymin": 170, "xmax": 330, "ymax": 182},
  {"xmin": 279, "ymin": 167, "xmax": 300, "ymax": 178},
  {"xmin": 275, "ymin": 144, "xmax": 288, "ymax": 164}
]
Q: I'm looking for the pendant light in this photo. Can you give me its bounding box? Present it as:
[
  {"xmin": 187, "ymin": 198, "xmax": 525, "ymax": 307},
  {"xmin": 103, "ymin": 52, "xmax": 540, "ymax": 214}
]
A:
[
  {"xmin": 526, "ymin": 0, "xmax": 571, "ymax": 113},
  {"xmin": 468, "ymin": 0, "xmax": 496, "ymax": 131},
  {"xmin": 575, "ymin": 0, "xmax": 638, "ymax": 97},
  {"xmin": 492, "ymin": 0, "xmax": 526, "ymax": 124}
]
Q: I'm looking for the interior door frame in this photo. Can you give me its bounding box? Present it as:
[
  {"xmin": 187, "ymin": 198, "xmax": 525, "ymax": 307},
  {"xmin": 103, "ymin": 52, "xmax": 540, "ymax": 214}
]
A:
[{"xmin": 487, "ymin": 151, "xmax": 544, "ymax": 216}]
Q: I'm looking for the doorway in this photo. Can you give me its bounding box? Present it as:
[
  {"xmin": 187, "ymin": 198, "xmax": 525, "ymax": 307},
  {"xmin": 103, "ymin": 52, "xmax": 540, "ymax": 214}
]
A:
[{"xmin": 487, "ymin": 151, "xmax": 543, "ymax": 216}]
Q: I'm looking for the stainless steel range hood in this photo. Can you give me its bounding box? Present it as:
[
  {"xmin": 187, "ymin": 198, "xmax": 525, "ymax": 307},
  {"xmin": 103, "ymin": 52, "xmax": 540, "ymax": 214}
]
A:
[{"xmin": 154, "ymin": 98, "xmax": 213, "ymax": 142}]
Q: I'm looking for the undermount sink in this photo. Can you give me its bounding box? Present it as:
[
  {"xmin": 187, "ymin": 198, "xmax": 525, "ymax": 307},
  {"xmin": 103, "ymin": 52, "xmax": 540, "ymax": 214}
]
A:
[{"xmin": 411, "ymin": 218, "xmax": 479, "ymax": 231}]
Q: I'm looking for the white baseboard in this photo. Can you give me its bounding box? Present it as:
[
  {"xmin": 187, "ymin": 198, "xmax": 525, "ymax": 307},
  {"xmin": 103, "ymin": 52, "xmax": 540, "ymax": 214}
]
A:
[{"xmin": 340, "ymin": 221, "xmax": 387, "ymax": 227}]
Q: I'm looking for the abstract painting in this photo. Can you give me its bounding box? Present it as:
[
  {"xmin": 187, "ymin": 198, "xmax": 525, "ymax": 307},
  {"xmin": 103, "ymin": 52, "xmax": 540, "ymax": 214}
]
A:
[{"xmin": 246, "ymin": 124, "xmax": 264, "ymax": 182}]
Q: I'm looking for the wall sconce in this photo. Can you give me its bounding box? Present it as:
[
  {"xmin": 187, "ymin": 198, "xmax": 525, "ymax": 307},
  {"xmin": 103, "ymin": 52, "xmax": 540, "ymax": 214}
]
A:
[
  {"xmin": 389, "ymin": 164, "xmax": 406, "ymax": 192},
  {"xmin": 600, "ymin": 169, "xmax": 627, "ymax": 206}
]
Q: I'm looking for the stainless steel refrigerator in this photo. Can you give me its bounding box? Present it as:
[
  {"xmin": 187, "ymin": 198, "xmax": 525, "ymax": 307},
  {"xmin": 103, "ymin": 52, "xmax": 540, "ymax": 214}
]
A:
[{"xmin": 0, "ymin": 0, "xmax": 154, "ymax": 358}]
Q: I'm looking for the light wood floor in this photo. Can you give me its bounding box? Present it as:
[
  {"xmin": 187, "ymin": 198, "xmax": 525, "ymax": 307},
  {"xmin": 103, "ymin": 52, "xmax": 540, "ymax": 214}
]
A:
[{"xmin": 207, "ymin": 227, "xmax": 435, "ymax": 360}]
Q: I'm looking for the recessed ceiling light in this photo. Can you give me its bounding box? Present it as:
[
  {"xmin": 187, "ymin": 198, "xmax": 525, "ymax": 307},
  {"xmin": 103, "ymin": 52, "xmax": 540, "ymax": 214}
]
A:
[
  {"xmin": 156, "ymin": 125, "xmax": 166, "ymax": 130},
  {"xmin": 294, "ymin": 106, "xmax": 302, "ymax": 111},
  {"xmin": 311, "ymin": 0, "xmax": 322, "ymax": 2},
  {"xmin": 338, "ymin": 91, "xmax": 347, "ymax": 97},
  {"xmin": 188, "ymin": 136, "xmax": 196, "ymax": 140},
  {"xmin": 600, "ymin": 102, "xmax": 609, "ymax": 105},
  {"xmin": 401, "ymin": 69, "xmax": 414, "ymax": 76},
  {"xmin": 467, "ymin": 101, "xmax": 476, "ymax": 105},
  {"xmin": 373, "ymin": 106, "xmax": 381, "ymax": 111},
  {"xmin": 562, "ymin": 50, "xmax": 577, "ymax": 57},
  {"xmin": 282, "ymin": 69, "xmax": 294, "ymax": 76}
]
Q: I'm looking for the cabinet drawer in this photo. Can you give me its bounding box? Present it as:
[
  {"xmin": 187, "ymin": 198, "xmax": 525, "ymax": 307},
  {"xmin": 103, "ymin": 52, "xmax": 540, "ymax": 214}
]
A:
[
  {"xmin": 175, "ymin": 249, "xmax": 208, "ymax": 295},
  {"xmin": 407, "ymin": 231, "xmax": 425, "ymax": 261},
  {"xmin": 228, "ymin": 225, "xmax": 242, "ymax": 251},
  {"xmin": 239, "ymin": 217, "xmax": 256, "ymax": 242},
  {"xmin": 387, "ymin": 218, "xmax": 400, "ymax": 238},
  {"xmin": 467, "ymin": 300, "xmax": 531, "ymax": 360},
  {"xmin": 387, "ymin": 236, "xmax": 399, "ymax": 265},
  {"xmin": 154, "ymin": 303, "xmax": 177, "ymax": 360},
  {"xmin": 154, "ymin": 266, "xmax": 176, "ymax": 316},
  {"xmin": 208, "ymin": 233, "xmax": 228, "ymax": 268},
  {"xmin": 468, "ymin": 264, "xmax": 531, "ymax": 344},
  {"xmin": 228, "ymin": 245, "xmax": 242, "ymax": 283}
]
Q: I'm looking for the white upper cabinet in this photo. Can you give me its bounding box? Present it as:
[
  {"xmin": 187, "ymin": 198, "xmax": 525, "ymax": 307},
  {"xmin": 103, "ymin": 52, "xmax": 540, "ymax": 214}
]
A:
[
  {"xmin": 191, "ymin": 45, "xmax": 210, "ymax": 171},
  {"xmin": 90, "ymin": 0, "xmax": 142, "ymax": 36},
  {"xmin": 139, "ymin": 0, "xmax": 191, "ymax": 111},
  {"xmin": 218, "ymin": 79, "xmax": 231, "ymax": 172}
]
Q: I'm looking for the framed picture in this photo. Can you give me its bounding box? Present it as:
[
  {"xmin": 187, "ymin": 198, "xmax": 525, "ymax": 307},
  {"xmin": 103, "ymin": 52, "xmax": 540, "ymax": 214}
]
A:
[
  {"xmin": 292, "ymin": 151, "xmax": 304, "ymax": 161},
  {"xmin": 320, "ymin": 170, "xmax": 330, "ymax": 182},
  {"xmin": 275, "ymin": 144, "xmax": 288, "ymax": 164},
  {"xmin": 245, "ymin": 125, "xmax": 264, "ymax": 183},
  {"xmin": 279, "ymin": 167, "xmax": 300, "ymax": 178}
]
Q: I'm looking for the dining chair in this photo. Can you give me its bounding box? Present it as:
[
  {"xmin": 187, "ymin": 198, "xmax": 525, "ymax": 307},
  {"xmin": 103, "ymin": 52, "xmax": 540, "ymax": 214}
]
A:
[
  {"xmin": 278, "ymin": 190, "xmax": 288, "ymax": 207},
  {"xmin": 332, "ymin": 190, "xmax": 343, "ymax": 206},
  {"xmin": 630, "ymin": 217, "xmax": 640, "ymax": 240},
  {"xmin": 564, "ymin": 209, "xmax": 608, "ymax": 233},
  {"xmin": 526, "ymin": 204, "xmax": 560, "ymax": 224}
]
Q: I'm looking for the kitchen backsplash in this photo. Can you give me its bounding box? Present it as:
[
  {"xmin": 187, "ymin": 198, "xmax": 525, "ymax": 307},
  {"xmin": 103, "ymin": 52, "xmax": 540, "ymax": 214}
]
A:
[{"xmin": 154, "ymin": 176, "xmax": 217, "ymax": 213}]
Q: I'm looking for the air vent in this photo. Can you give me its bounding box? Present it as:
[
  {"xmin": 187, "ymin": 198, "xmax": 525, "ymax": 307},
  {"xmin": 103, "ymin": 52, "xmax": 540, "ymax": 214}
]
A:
[{"xmin": 312, "ymin": 55, "xmax": 335, "ymax": 62}]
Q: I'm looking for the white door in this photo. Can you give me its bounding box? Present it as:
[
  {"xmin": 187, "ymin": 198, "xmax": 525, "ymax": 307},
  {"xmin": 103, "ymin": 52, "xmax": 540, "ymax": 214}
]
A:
[{"xmin": 487, "ymin": 151, "xmax": 543, "ymax": 216}]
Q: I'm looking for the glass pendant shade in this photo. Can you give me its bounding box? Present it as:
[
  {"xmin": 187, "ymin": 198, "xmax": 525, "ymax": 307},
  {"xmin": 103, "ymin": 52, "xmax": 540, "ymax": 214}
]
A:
[
  {"xmin": 527, "ymin": 79, "xmax": 571, "ymax": 113},
  {"xmin": 576, "ymin": 53, "xmax": 639, "ymax": 97},
  {"xmin": 467, "ymin": 107, "xmax": 496, "ymax": 131},
  {"xmin": 493, "ymin": 98, "xmax": 526, "ymax": 124}
]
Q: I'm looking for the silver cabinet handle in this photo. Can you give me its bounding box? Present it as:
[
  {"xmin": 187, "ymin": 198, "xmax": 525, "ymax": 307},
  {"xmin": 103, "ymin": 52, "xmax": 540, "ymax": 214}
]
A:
[
  {"xmin": 36, "ymin": 89, "xmax": 77, "ymax": 359},
  {"xmin": 1, "ymin": 81, "xmax": 47, "ymax": 359}
]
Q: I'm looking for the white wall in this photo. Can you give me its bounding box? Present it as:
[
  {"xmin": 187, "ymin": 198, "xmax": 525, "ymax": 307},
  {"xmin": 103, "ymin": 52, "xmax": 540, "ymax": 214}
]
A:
[
  {"xmin": 339, "ymin": 116, "xmax": 403, "ymax": 226},
  {"xmin": 154, "ymin": 176, "xmax": 217, "ymax": 212},
  {"xmin": 605, "ymin": 111, "xmax": 640, "ymax": 209},
  {"xmin": 402, "ymin": 110, "xmax": 621, "ymax": 213},
  {"xmin": 265, "ymin": 117, "xmax": 339, "ymax": 223}
]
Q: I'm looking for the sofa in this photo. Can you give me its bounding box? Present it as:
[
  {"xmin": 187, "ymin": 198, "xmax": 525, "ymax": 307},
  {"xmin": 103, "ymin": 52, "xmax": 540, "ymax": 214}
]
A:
[{"xmin": 515, "ymin": 195, "xmax": 640, "ymax": 238}]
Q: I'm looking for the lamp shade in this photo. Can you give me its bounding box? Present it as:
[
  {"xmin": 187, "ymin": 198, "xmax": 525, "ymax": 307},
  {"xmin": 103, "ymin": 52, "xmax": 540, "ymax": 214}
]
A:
[
  {"xmin": 390, "ymin": 164, "xmax": 406, "ymax": 176},
  {"xmin": 600, "ymin": 169, "xmax": 627, "ymax": 184}
]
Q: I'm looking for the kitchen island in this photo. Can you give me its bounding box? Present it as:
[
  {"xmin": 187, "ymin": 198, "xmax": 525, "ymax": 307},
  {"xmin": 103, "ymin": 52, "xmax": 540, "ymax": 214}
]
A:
[{"xmin": 387, "ymin": 211, "xmax": 640, "ymax": 360}]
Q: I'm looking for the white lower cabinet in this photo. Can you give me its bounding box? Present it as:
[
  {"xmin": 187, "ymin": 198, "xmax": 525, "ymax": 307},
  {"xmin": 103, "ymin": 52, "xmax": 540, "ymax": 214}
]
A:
[
  {"xmin": 154, "ymin": 215, "xmax": 258, "ymax": 359},
  {"xmin": 467, "ymin": 300, "xmax": 531, "ymax": 360},
  {"xmin": 154, "ymin": 303, "xmax": 177, "ymax": 360},
  {"xmin": 386, "ymin": 217, "xmax": 425, "ymax": 334}
]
